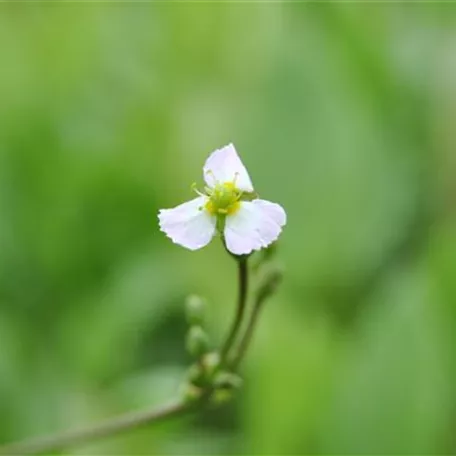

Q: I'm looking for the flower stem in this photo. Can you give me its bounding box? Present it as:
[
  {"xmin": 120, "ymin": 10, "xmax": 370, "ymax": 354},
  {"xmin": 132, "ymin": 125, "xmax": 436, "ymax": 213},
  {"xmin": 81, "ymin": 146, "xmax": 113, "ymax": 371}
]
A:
[
  {"xmin": 228, "ymin": 292, "xmax": 265, "ymax": 371},
  {"xmin": 0, "ymin": 255, "xmax": 253, "ymax": 455},
  {"xmin": 0, "ymin": 400, "xmax": 195, "ymax": 456},
  {"xmin": 219, "ymin": 255, "xmax": 249, "ymax": 366},
  {"xmin": 229, "ymin": 265, "xmax": 282, "ymax": 371},
  {"xmin": 0, "ymin": 402, "xmax": 199, "ymax": 456}
]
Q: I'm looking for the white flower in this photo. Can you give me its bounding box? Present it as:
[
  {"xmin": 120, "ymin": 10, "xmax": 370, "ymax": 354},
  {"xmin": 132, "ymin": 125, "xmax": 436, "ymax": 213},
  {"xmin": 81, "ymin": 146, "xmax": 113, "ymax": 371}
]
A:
[{"xmin": 158, "ymin": 144, "xmax": 287, "ymax": 256}]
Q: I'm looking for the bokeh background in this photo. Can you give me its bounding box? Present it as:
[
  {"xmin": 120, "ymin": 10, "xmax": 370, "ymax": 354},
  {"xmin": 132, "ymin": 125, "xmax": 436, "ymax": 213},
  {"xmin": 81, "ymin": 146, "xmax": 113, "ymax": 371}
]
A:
[{"xmin": 1, "ymin": 3, "xmax": 456, "ymax": 454}]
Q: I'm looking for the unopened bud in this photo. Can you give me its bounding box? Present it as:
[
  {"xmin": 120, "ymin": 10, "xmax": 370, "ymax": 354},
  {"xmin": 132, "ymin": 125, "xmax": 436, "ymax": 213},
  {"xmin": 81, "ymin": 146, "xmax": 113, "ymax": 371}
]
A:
[
  {"xmin": 253, "ymin": 243, "xmax": 279, "ymax": 272},
  {"xmin": 185, "ymin": 295, "xmax": 206, "ymax": 326},
  {"xmin": 180, "ymin": 382, "xmax": 203, "ymax": 403},
  {"xmin": 256, "ymin": 263, "xmax": 284, "ymax": 303},
  {"xmin": 211, "ymin": 388, "xmax": 235, "ymax": 405},
  {"xmin": 201, "ymin": 351, "xmax": 221, "ymax": 379},
  {"xmin": 186, "ymin": 326, "xmax": 210, "ymax": 358},
  {"xmin": 186, "ymin": 364, "xmax": 204, "ymax": 386},
  {"xmin": 214, "ymin": 372, "xmax": 243, "ymax": 390}
]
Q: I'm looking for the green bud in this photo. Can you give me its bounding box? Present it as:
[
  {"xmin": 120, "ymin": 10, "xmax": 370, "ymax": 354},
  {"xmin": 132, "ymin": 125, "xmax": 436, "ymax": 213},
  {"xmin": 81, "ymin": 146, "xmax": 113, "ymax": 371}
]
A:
[
  {"xmin": 211, "ymin": 388, "xmax": 235, "ymax": 405},
  {"xmin": 256, "ymin": 263, "xmax": 284, "ymax": 304},
  {"xmin": 201, "ymin": 351, "xmax": 221, "ymax": 379},
  {"xmin": 213, "ymin": 372, "xmax": 243, "ymax": 390},
  {"xmin": 253, "ymin": 243, "xmax": 278, "ymax": 272},
  {"xmin": 180, "ymin": 382, "xmax": 203, "ymax": 403},
  {"xmin": 186, "ymin": 363, "xmax": 204, "ymax": 386},
  {"xmin": 186, "ymin": 326, "xmax": 210, "ymax": 358},
  {"xmin": 185, "ymin": 295, "xmax": 206, "ymax": 326}
]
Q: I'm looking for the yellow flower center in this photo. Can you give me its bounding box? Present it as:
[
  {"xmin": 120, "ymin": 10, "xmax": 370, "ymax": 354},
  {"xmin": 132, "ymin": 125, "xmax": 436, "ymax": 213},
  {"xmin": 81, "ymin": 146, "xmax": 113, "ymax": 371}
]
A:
[{"xmin": 205, "ymin": 182, "xmax": 242, "ymax": 216}]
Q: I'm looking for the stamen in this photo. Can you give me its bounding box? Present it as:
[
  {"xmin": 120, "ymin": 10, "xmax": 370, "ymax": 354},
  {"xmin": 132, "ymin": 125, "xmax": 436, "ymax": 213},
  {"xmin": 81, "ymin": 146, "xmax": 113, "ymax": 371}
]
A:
[
  {"xmin": 233, "ymin": 172, "xmax": 240, "ymax": 186},
  {"xmin": 206, "ymin": 169, "xmax": 219, "ymax": 186},
  {"xmin": 191, "ymin": 182, "xmax": 205, "ymax": 197}
]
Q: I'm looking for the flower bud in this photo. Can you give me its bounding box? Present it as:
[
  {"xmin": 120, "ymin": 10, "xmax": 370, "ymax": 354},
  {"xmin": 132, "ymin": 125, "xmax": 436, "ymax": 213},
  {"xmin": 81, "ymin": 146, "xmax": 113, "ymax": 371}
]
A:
[
  {"xmin": 211, "ymin": 389, "xmax": 235, "ymax": 405},
  {"xmin": 185, "ymin": 295, "xmax": 206, "ymax": 326},
  {"xmin": 256, "ymin": 263, "xmax": 284, "ymax": 304},
  {"xmin": 214, "ymin": 372, "xmax": 243, "ymax": 390},
  {"xmin": 201, "ymin": 351, "xmax": 221, "ymax": 378},
  {"xmin": 186, "ymin": 326, "xmax": 210, "ymax": 358},
  {"xmin": 180, "ymin": 382, "xmax": 203, "ymax": 403},
  {"xmin": 253, "ymin": 242, "xmax": 279, "ymax": 272},
  {"xmin": 186, "ymin": 363, "xmax": 204, "ymax": 386}
]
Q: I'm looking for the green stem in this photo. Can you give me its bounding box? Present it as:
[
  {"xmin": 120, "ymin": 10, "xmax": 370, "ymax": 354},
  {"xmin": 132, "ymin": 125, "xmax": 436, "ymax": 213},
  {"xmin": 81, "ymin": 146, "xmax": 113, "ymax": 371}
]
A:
[
  {"xmin": 228, "ymin": 264, "xmax": 283, "ymax": 372},
  {"xmin": 219, "ymin": 256, "xmax": 249, "ymax": 365},
  {"xmin": 0, "ymin": 401, "xmax": 194, "ymax": 456},
  {"xmin": 229, "ymin": 293, "xmax": 265, "ymax": 371},
  {"xmin": 0, "ymin": 254, "xmax": 253, "ymax": 455},
  {"xmin": 229, "ymin": 266, "xmax": 282, "ymax": 371}
]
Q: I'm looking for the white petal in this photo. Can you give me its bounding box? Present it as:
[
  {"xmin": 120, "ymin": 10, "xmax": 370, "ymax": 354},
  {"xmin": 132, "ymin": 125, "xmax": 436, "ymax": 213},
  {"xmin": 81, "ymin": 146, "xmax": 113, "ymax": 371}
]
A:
[
  {"xmin": 253, "ymin": 199, "xmax": 287, "ymax": 226},
  {"xmin": 158, "ymin": 197, "xmax": 216, "ymax": 251},
  {"xmin": 203, "ymin": 143, "xmax": 254, "ymax": 192},
  {"xmin": 224, "ymin": 199, "xmax": 287, "ymax": 255}
]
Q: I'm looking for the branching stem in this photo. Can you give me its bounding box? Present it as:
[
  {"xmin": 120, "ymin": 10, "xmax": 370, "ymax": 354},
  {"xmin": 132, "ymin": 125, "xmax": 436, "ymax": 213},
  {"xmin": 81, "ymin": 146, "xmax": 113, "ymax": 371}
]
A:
[
  {"xmin": 229, "ymin": 292, "xmax": 266, "ymax": 371},
  {"xmin": 0, "ymin": 255, "xmax": 253, "ymax": 456},
  {"xmin": 0, "ymin": 401, "xmax": 194, "ymax": 455}
]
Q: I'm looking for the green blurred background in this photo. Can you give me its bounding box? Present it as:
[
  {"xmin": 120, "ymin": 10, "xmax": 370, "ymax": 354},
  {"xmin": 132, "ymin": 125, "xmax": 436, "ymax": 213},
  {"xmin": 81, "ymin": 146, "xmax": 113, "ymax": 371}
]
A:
[{"xmin": 1, "ymin": 3, "xmax": 456, "ymax": 454}]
